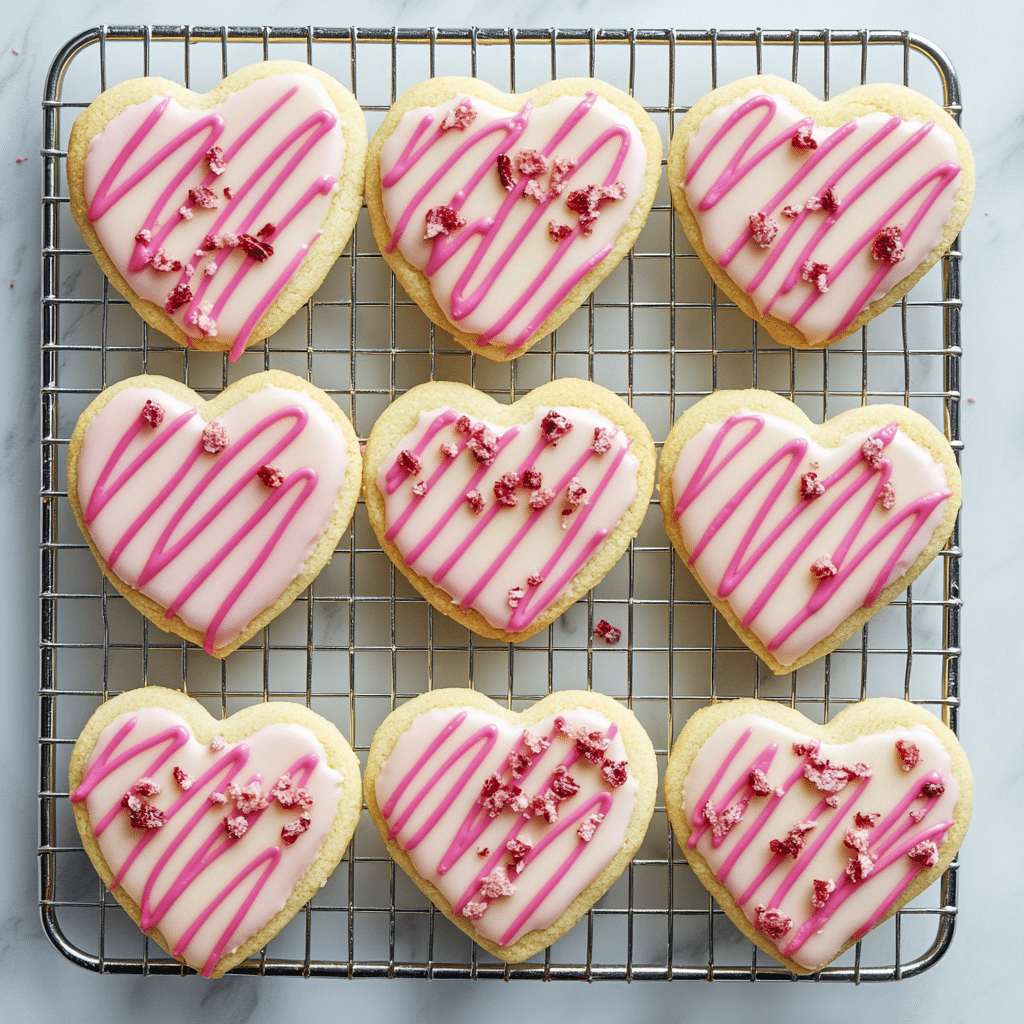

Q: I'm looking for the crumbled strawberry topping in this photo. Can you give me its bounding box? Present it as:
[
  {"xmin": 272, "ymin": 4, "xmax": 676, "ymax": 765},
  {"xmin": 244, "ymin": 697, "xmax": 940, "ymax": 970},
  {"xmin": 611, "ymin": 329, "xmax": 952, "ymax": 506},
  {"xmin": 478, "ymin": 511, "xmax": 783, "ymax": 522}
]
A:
[
  {"xmin": 508, "ymin": 751, "xmax": 532, "ymax": 780},
  {"xmin": 210, "ymin": 734, "xmax": 226, "ymax": 751},
  {"xmin": 806, "ymin": 187, "xmax": 840, "ymax": 215},
  {"xmin": 201, "ymin": 421, "xmax": 229, "ymax": 454},
  {"xmin": 879, "ymin": 481, "xmax": 896, "ymax": 511},
  {"xmin": 871, "ymin": 226, "xmax": 905, "ymax": 265},
  {"xmin": 178, "ymin": 205, "xmax": 193, "ymax": 221},
  {"xmin": 208, "ymin": 791, "xmax": 227, "ymax": 805},
  {"xmin": 803, "ymin": 753, "xmax": 869, "ymax": 794},
  {"xmin": 477, "ymin": 846, "xmax": 490, "ymax": 857},
  {"xmin": 920, "ymin": 779, "xmax": 945, "ymax": 798},
  {"xmin": 861, "ymin": 436, "xmax": 886, "ymax": 468},
  {"xmin": 238, "ymin": 233, "xmax": 274, "ymax": 261},
  {"xmin": 465, "ymin": 489, "xmax": 485, "ymax": 513},
  {"xmin": 793, "ymin": 741, "xmax": 818, "ymax": 757},
  {"xmin": 480, "ymin": 865, "xmax": 516, "ymax": 899},
  {"xmin": 412, "ymin": 481, "xmax": 428, "ymax": 497},
  {"xmin": 396, "ymin": 449, "xmax": 422, "ymax": 476},
  {"xmin": 270, "ymin": 773, "xmax": 314, "ymax": 810},
  {"xmin": 564, "ymin": 477, "xmax": 588, "ymax": 511},
  {"xmin": 479, "ymin": 774, "xmax": 502, "ymax": 800},
  {"xmin": 281, "ymin": 812, "xmax": 311, "ymax": 845},
  {"xmin": 188, "ymin": 186, "xmax": 219, "ymax": 210},
  {"xmin": 855, "ymin": 811, "xmax": 880, "ymax": 829},
  {"xmin": 529, "ymin": 487, "xmax": 555, "ymax": 511},
  {"xmin": 781, "ymin": 204, "xmax": 803, "ymax": 218},
  {"xmin": 910, "ymin": 808, "xmax": 926, "ymax": 823},
  {"xmin": 454, "ymin": 415, "xmax": 473, "ymax": 434},
  {"xmin": 769, "ymin": 820, "xmax": 817, "ymax": 858},
  {"xmin": 440, "ymin": 101, "xmax": 476, "ymax": 131},
  {"xmin": 252, "ymin": 223, "xmax": 273, "ymax": 241},
  {"xmin": 522, "ymin": 730, "xmax": 550, "ymax": 754},
  {"xmin": 481, "ymin": 781, "xmax": 524, "ymax": 817},
  {"xmin": 425, "ymin": 204, "xmax": 466, "ymax": 238},
  {"xmin": 810, "ymin": 555, "xmax": 838, "ymax": 581},
  {"xmin": 540, "ymin": 409, "xmax": 574, "ymax": 445},
  {"xmin": 800, "ymin": 471, "xmax": 825, "ymax": 500},
  {"xmin": 223, "ymin": 186, "xmax": 233, "ymax": 200},
  {"xmin": 577, "ymin": 730, "xmax": 611, "ymax": 763},
  {"xmin": 753, "ymin": 904, "xmax": 792, "ymax": 941},
  {"xmin": 497, "ymin": 153, "xmax": 515, "ymax": 192},
  {"xmin": 515, "ymin": 149, "xmax": 549, "ymax": 177},
  {"xmin": 550, "ymin": 765, "xmax": 580, "ymax": 799},
  {"xmin": 466, "ymin": 424, "xmax": 499, "ymax": 465},
  {"xmin": 600, "ymin": 759, "xmax": 629, "ymax": 788},
  {"xmin": 747, "ymin": 767, "xmax": 781, "ymax": 797},
  {"xmin": 462, "ymin": 901, "xmax": 487, "ymax": 920},
  {"xmin": 122, "ymin": 793, "xmax": 165, "ymax": 830},
  {"xmin": 257, "ymin": 465, "xmax": 284, "ymax": 488},
  {"xmin": 908, "ymin": 839, "xmax": 939, "ymax": 868},
  {"xmin": 227, "ymin": 781, "xmax": 269, "ymax": 815},
  {"xmin": 172, "ymin": 766, "xmax": 194, "ymax": 791},
  {"xmin": 577, "ymin": 813, "xmax": 605, "ymax": 842},
  {"xmin": 846, "ymin": 851, "xmax": 874, "ymax": 883},
  {"xmin": 523, "ymin": 178, "xmax": 547, "ymax": 202},
  {"xmin": 565, "ymin": 182, "xmax": 626, "ymax": 235},
  {"xmin": 811, "ymin": 878, "xmax": 835, "ymax": 909},
  {"xmin": 592, "ymin": 426, "xmax": 614, "ymax": 455},
  {"xmin": 522, "ymin": 467, "xmax": 543, "ymax": 489},
  {"xmin": 224, "ymin": 815, "xmax": 249, "ymax": 840},
  {"xmin": 896, "ymin": 739, "xmax": 920, "ymax": 772},
  {"xmin": 791, "ymin": 124, "xmax": 818, "ymax": 150},
  {"xmin": 506, "ymin": 837, "xmax": 533, "ymax": 864},
  {"xmin": 148, "ymin": 247, "xmax": 182, "ymax": 272},
  {"xmin": 549, "ymin": 156, "xmax": 577, "ymax": 195},
  {"xmin": 440, "ymin": 441, "xmax": 458, "ymax": 458},
  {"xmin": 135, "ymin": 228, "xmax": 152, "ymax": 244},
  {"xmin": 132, "ymin": 777, "xmax": 161, "ymax": 797},
  {"xmin": 594, "ymin": 619, "xmax": 622, "ymax": 645},
  {"xmin": 844, "ymin": 827, "xmax": 872, "ymax": 854},
  {"xmin": 801, "ymin": 260, "xmax": 830, "ymax": 293},
  {"xmin": 702, "ymin": 798, "xmax": 747, "ymax": 839},
  {"xmin": 529, "ymin": 790, "xmax": 560, "ymax": 823},
  {"xmin": 494, "ymin": 471, "xmax": 520, "ymax": 507},
  {"xmin": 164, "ymin": 282, "xmax": 193, "ymax": 313},
  {"xmin": 507, "ymin": 586, "xmax": 525, "ymax": 608},
  {"xmin": 748, "ymin": 211, "xmax": 779, "ymax": 248},
  {"xmin": 141, "ymin": 399, "xmax": 164, "ymax": 427},
  {"xmin": 548, "ymin": 220, "xmax": 573, "ymax": 242},
  {"xmin": 206, "ymin": 146, "xmax": 227, "ymax": 175}
]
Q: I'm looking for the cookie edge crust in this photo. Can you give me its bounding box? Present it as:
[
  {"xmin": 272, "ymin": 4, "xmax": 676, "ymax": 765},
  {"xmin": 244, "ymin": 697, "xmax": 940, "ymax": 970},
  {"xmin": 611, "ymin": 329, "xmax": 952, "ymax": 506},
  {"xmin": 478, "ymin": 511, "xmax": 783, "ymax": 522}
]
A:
[
  {"xmin": 66, "ymin": 370, "xmax": 363, "ymax": 658},
  {"xmin": 666, "ymin": 74, "xmax": 975, "ymax": 350},
  {"xmin": 67, "ymin": 60, "xmax": 368, "ymax": 356},
  {"xmin": 363, "ymin": 688, "xmax": 657, "ymax": 962},
  {"xmin": 363, "ymin": 378, "xmax": 656, "ymax": 642},
  {"xmin": 656, "ymin": 389, "xmax": 961, "ymax": 674},
  {"xmin": 663, "ymin": 696, "xmax": 971, "ymax": 975},
  {"xmin": 365, "ymin": 76, "xmax": 663, "ymax": 362},
  {"xmin": 67, "ymin": 685, "xmax": 363, "ymax": 978}
]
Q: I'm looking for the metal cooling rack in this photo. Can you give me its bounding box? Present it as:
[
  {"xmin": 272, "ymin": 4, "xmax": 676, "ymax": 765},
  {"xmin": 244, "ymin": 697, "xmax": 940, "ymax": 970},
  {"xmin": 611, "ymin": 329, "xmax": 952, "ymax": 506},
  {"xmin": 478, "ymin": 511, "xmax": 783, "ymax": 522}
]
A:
[{"xmin": 40, "ymin": 26, "xmax": 963, "ymax": 981}]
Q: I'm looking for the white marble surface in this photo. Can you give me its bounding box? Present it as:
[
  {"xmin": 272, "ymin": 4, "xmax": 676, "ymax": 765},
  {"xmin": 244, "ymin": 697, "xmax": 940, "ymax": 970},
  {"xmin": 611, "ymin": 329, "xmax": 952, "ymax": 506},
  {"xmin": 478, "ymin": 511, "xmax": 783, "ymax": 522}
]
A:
[{"xmin": 2, "ymin": 0, "xmax": 1021, "ymax": 1019}]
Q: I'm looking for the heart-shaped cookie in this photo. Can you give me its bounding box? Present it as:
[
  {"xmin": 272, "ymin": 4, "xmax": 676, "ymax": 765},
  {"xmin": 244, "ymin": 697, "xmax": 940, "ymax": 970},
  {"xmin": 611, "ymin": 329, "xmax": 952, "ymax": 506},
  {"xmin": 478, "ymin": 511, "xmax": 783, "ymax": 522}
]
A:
[
  {"xmin": 366, "ymin": 77, "xmax": 662, "ymax": 360},
  {"xmin": 668, "ymin": 76, "xmax": 974, "ymax": 348},
  {"xmin": 67, "ymin": 371, "xmax": 362, "ymax": 657},
  {"xmin": 68, "ymin": 61, "xmax": 367, "ymax": 360},
  {"xmin": 365, "ymin": 688, "xmax": 656, "ymax": 961},
  {"xmin": 658, "ymin": 390, "xmax": 960, "ymax": 673},
  {"xmin": 664, "ymin": 698, "xmax": 971, "ymax": 974},
  {"xmin": 69, "ymin": 686, "xmax": 362, "ymax": 978},
  {"xmin": 363, "ymin": 379, "xmax": 655, "ymax": 640}
]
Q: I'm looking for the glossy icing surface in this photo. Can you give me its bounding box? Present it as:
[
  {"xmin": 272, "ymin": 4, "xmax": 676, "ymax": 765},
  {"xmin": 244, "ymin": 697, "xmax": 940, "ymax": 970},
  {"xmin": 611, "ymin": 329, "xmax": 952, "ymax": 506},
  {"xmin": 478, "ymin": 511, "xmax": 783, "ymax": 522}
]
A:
[
  {"xmin": 375, "ymin": 706, "xmax": 638, "ymax": 947},
  {"xmin": 671, "ymin": 410, "xmax": 951, "ymax": 666},
  {"xmin": 376, "ymin": 405, "xmax": 639, "ymax": 632},
  {"xmin": 683, "ymin": 90, "xmax": 963, "ymax": 344},
  {"xmin": 83, "ymin": 74, "xmax": 344, "ymax": 358},
  {"xmin": 71, "ymin": 707, "xmax": 343, "ymax": 977},
  {"xmin": 76, "ymin": 384, "xmax": 350, "ymax": 653},
  {"xmin": 380, "ymin": 92, "xmax": 647, "ymax": 352},
  {"xmin": 681, "ymin": 714, "xmax": 959, "ymax": 971}
]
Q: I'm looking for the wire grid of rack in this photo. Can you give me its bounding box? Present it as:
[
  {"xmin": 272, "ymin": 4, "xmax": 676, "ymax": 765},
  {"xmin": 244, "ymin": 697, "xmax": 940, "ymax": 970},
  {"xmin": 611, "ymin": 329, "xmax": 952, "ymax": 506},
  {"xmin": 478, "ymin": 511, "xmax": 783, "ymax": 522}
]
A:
[{"xmin": 40, "ymin": 26, "xmax": 963, "ymax": 981}]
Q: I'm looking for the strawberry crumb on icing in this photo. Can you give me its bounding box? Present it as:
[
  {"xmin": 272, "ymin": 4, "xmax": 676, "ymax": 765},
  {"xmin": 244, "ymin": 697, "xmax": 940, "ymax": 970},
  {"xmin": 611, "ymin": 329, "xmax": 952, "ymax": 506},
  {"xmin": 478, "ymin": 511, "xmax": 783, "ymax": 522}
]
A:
[
  {"xmin": 769, "ymin": 820, "xmax": 816, "ymax": 858},
  {"xmin": 224, "ymin": 815, "xmax": 249, "ymax": 840},
  {"xmin": 920, "ymin": 779, "xmax": 945, "ymax": 798},
  {"xmin": 480, "ymin": 865, "xmax": 516, "ymax": 899},
  {"xmin": 521, "ymin": 730, "xmax": 550, "ymax": 754},
  {"xmin": 565, "ymin": 182, "xmax": 626, "ymax": 236},
  {"xmin": 497, "ymin": 153, "xmax": 515, "ymax": 192},
  {"xmin": 256, "ymin": 465, "xmax": 284, "ymax": 489},
  {"xmin": 280, "ymin": 812, "xmax": 312, "ymax": 845},
  {"xmin": 528, "ymin": 487, "xmax": 555, "ymax": 511},
  {"xmin": 462, "ymin": 900, "xmax": 487, "ymax": 920},
  {"xmin": 412, "ymin": 481, "xmax": 428, "ymax": 497},
  {"xmin": 747, "ymin": 767, "xmax": 781, "ymax": 797},
  {"xmin": 548, "ymin": 221, "xmax": 573, "ymax": 242},
  {"xmin": 801, "ymin": 260, "xmax": 830, "ymax": 293},
  {"xmin": 188, "ymin": 185, "xmax": 219, "ymax": 210},
  {"xmin": 791, "ymin": 125, "xmax": 818, "ymax": 150},
  {"xmin": 600, "ymin": 759, "xmax": 628, "ymax": 788},
  {"xmin": 540, "ymin": 410, "xmax": 574, "ymax": 445},
  {"xmin": 507, "ymin": 586, "xmax": 525, "ymax": 608},
  {"xmin": 810, "ymin": 555, "xmax": 838, "ymax": 581},
  {"xmin": 896, "ymin": 739, "xmax": 921, "ymax": 772},
  {"xmin": 702, "ymin": 797, "xmax": 747, "ymax": 839},
  {"xmin": 522, "ymin": 467, "xmax": 543, "ymax": 489},
  {"xmin": 270, "ymin": 773, "xmax": 314, "ymax": 810},
  {"xmin": 148, "ymin": 247, "xmax": 182, "ymax": 272},
  {"xmin": 879, "ymin": 480, "xmax": 897, "ymax": 510},
  {"xmin": 209, "ymin": 735, "xmax": 226, "ymax": 751},
  {"xmin": 748, "ymin": 211, "xmax": 779, "ymax": 248},
  {"xmin": 164, "ymin": 282, "xmax": 193, "ymax": 313},
  {"xmin": 396, "ymin": 449, "xmax": 422, "ymax": 476},
  {"xmin": 171, "ymin": 766, "xmax": 194, "ymax": 790},
  {"xmin": 201, "ymin": 422, "xmax": 229, "ymax": 454},
  {"xmin": 854, "ymin": 811, "xmax": 880, "ymax": 829},
  {"xmin": 811, "ymin": 878, "xmax": 835, "ymax": 909},
  {"xmin": 425, "ymin": 204, "xmax": 466, "ymax": 238},
  {"xmin": 227, "ymin": 781, "xmax": 269, "ymax": 815},
  {"xmin": 465, "ymin": 489, "xmax": 485, "ymax": 513},
  {"xmin": 806, "ymin": 187, "xmax": 840, "ymax": 215},
  {"xmin": 132, "ymin": 777, "xmax": 161, "ymax": 797},
  {"xmin": 205, "ymin": 146, "xmax": 227, "ymax": 175},
  {"xmin": 141, "ymin": 399, "xmax": 164, "ymax": 427},
  {"xmin": 549, "ymin": 764, "xmax": 580, "ymax": 799},
  {"xmin": 592, "ymin": 426, "xmax": 614, "ymax": 455},
  {"xmin": 440, "ymin": 441, "xmax": 458, "ymax": 458},
  {"xmin": 122, "ymin": 793, "xmax": 165, "ymax": 830},
  {"xmin": 907, "ymin": 839, "xmax": 939, "ymax": 867},
  {"xmin": 493, "ymin": 471, "xmax": 520, "ymax": 507},
  {"xmin": 846, "ymin": 851, "xmax": 874, "ymax": 883},
  {"xmin": 577, "ymin": 812, "xmax": 605, "ymax": 842},
  {"xmin": 871, "ymin": 226, "xmax": 906, "ymax": 265},
  {"xmin": 515, "ymin": 149, "xmax": 549, "ymax": 177},
  {"xmin": 753, "ymin": 904, "xmax": 792, "ymax": 941},
  {"xmin": 440, "ymin": 101, "xmax": 476, "ymax": 132},
  {"xmin": 861, "ymin": 436, "xmax": 886, "ymax": 468},
  {"xmin": 800, "ymin": 471, "xmax": 825, "ymax": 500}
]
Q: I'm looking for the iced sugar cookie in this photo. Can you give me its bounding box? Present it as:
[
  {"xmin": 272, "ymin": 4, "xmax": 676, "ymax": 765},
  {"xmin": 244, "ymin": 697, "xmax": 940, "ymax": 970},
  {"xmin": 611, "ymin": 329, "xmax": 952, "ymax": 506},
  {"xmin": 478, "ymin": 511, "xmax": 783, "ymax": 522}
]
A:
[
  {"xmin": 664, "ymin": 698, "xmax": 971, "ymax": 973},
  {"xmin": 69, "ymin": 687, "xmax": 362, "ymax": 977},
  {"xmin": 366, "ymin": 77, "xmax": 662, "ymax": 360},
  {"xmin": 365, "ymin": 688, "xmax": 656, "ymax": 961},
  {"xmin": 658, "ymin": 390, "xmax": 960, "ymax": 673},
  {"xmin": 668, "ymin": 76, "xmax": 974, "ymax": 347},
  {"xmin": 67, "ymin": 371, "xmax": 362, "ymax": 657},
  {"xmin": 363, "ymin": 379, "xmax": 655, "ymax": 640},
  {"xmin": 68, "ymin": 61, "xmax": 367, "ymax": 360}
]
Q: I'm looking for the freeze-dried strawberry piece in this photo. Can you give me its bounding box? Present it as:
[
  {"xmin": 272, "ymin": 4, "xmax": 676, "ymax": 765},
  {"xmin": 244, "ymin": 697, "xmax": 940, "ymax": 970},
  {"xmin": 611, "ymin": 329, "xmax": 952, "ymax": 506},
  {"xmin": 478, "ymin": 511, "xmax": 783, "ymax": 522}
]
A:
[
  {"xmin": 524, "ymin": 179, "xmax": 548, "ymax": 202},
  {"xmin": 440, "ymin": 102, "xmax": 476, "ymax": 131},
  {"xmin": 810, "ymin": 555, "xmax": 838, "ymax": 581},
  {"xmin": 529, "ymin": 487, "xmax": 555, "ymax": 511},
  {"xmin": 257, "ymin": 465, "xmax": 284, "ymax": 488},
  {"xmin": 479, "ymin": 774, "xmax": 502, "ymax": 800},
  {"xmin": 800, "ymin": 471, "xmax": 825, "ymax": 500},
  {"xmin": 465, "ymin": 489, "xmax": 485, "ymax": 513},
  {"xmin": 522, "ymin": 467, "xmax": 543, "ymax": 489},
  {"xmin": 855, "ymin": 811, "xmax": 880, "ymax": 829},
  {"xmin": 135, "ymin": 228, "xmax": 152, "ymax": 244},
  {"xmin": 846, "ymin": 851, "xmax": 874, "ymax": 884},
  {"xmin": 753, "ymin": 904, "xmax": 792, "ymax": 941},
  {"xmin": 920, "ymin": 779, "xmax": 945, "ymax": 798},
  {"xmin": 564, "ymin": 477, "xmax": 588, "ymax": 511},
  {"xmin": 224, "ymin": 815, "xmax": 249, "ymax": 840},
  {"xmin": 454, "ymin": 415, "xmax": 474, "ymax": 434},
  {"xmin": 188, "ymin": 186, "xmax": 219, "ymax": 209},
  {"xmin": 122, "ymin": 793, "xmax": 165, "ymax": 830},
  {"xmin": 702, "ymin": 798, "xmax": 746, "ymax": 839},
  {"xmin": 148, "ymin": 247, "xmax": 182, "ymax": 272},
  {"xmin": 806, "ymin": 187, "xmax": 840, "ymax": 215},
  {"xmin": 565, "ymin": 182, "xmax": 626, "ymax": 235},
  {"xmin": 506, "ymin": 837, "xmax": 533, "ymax": 864},
  {"xmin": 871, "ymin": 226, "xmax": 905, "ymax": 265},
  {"xmin": 467, "ymin": 427, "xmax": 498, "ymax": 465},
  {"xmin": 208, "ymin": 791, "xmax": 227, "ymax": 805},
  {"xmin": 522, "ymin": 730, "xmax": 550, "ymax": 754},
  {"xmin": 908, "ymin": 840, "xmax": 939, "ymax": 867},
  {"xmin": 515, "ymin": 149, "xmax": 549, "ymax": 177},
  {"xmin": 600, "ymin": 759, "xmax": 628, "ymax": 788},
  {"xmin": 172, "ymin": 766, "xmax": 194, "ymax": 791},
  {"xmin": 281, "ymin": 812, "xmax": 311, "ymax": 845},
  {"xmin": 201, "ymin": 421, "xmax": 229, "ymax": 454},
  {"xmin": 861, "ymin": 436, "xmax": 886, "ymax": 468},
  {"xmin": 549, "ymin": 156, "xmax": 577, "ymax": 196},
  {"xmin": 843, "ymin": 827, "xmax": 871, "ymax": 854},
  {"xmin": 801, "ymin": 260, "xmax": 830, "ymax": 293},
  {"xmin": 793, "ymin": 741, "xmax": 818, "ymax": 757},
  {"xmin": 132, "ymin": 777, "xmax": 161, "ymax": 797},
  {"xmin": 803, "ymin": 754, "xmax": 862, "ymax": 794},
  {"xmin": 747, "ymin": 767, "xmax": 778, "ymax": 797},
  {"xmin": 549, "ymin": 766, "xmax": 579, "ymax": 800},
  {"xmin": 507, "ymin": 586, "xmax": 525, "ymax": 608},
  {"xmin": 791, "ymin": 124, "xmax": 817, "ymax": 150},
  {"xmin": 425, "ymin": 204, "xmax": 466, "ymax": 238},
  {"xmin": 508, "ymin": 751, "xmax": 532, "ymax": 780},
  {"xmin": 769, "ymin": 820, "xmax": 816, "ymax": 858},
  {"xmin": 875, "ymin": 480, "xmax": 896, "ymax": 511},
  {"xmin": 481, "ymin": 782, "xmax": 523, "ymax": 818},
  {"xmin": 412, "ymin": 481, "xmax": 428, "ymax": 497},
  {"xmin": 396, "ymin": 449, "xmax": 422, "ymax": 476},
  {"xmin": 594, "ymin": 620, "xmax": 621, "ymax": 645},
  {"xmin": 497, "ymin": 153, "xmax": 515, "ymax": 192},
  {"xmin": 270, "ymin": 773, "xmax": 314, "ymax": 810},
  {"xmin": 526, "ymin": 572, "xmax": 544, "ymax": 587},
  {"xmin": 811, "ymin": 878, "xmax": 835, "ymax": 909},
  {"xmin": 781, "ymin": 204, "xmax": 803, "ymax": 218},
  {"xmin": 749, "ymin": 211, "xmax": 778, "ymax": 248},
  {"xmin": 493, "ymin": 471, "xmax": 520, "ymax": 507},
  {"xmin": 462, "ymin": 901, "xmax": 487, "ymax": 920},
  {"xmin": 529, "ymin": 791, "xmax": 560, "ymax": 824},
  {"xmin": 577, "ymin": 813, "xmax": 605, "ymax": 842},
  {"xmin": 210, "ymin": 734, "xmax": 226, "ymax": 751},
  {"xmin": 227, "ymin": 781, "xmax": 269, "ymax": 815},
  {"xmin": 577, "ymin": 730, "xmax": 611, "ymax": 764},
  {"xmin": 548, "ymin": 220, "xmax": 572, "ymax": 242},
  {"xmin": 206, "ymin": 146, "xmax": 227, "ymax": 175},
  {"xmin": 141, "ymin": 399, "xmax": 164, "ymax": 427},
  {"xmin": 480, "ymin": 865, "xmax": 516, "ymax": 899},
  {"xmin": 910, "ymin": 808, "xmax": 926, "ymax": 823},
  {"xmin": 440, "ymin": 441, "xmax": 458, "ymax": 458},
  {"xmin": 223, "ymin": 186, "xmax": 233, "ymax": 200},
  {"xmin": 164, "ymin": 282, "xmax": 193, "ymax": 313},
  {"xmin": 825, "ymin": 795, "xmax": 840, "ymax": 808},
  {"xmin": 896, "ymin": 739, "xmax": 920, "ymax": 772},
  {"xmin": 476, "ymin": 846, "xmax": 490, "ymax": 857},
  {"xmin": 238, "ymin": 233, "xmax": 274, "ymax": 261},
  {"xmin": 178, "ymin": 205, "xmax": 193, "ymax": 221},
  {"xmin": 540, "ymin": 409, "xmax": 573, "ymax": 445},
  {"xmin": 592, "ymin": 426, "xmax": 614, "ymax": 455}
]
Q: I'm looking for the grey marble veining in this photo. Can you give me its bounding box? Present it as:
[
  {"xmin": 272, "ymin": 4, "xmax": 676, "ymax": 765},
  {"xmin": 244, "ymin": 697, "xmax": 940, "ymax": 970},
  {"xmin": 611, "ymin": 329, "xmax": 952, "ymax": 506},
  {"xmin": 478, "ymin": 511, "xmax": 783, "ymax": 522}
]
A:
[{"xmin": 3, "ymin": 0, "xmax": 1022, "ymax": 1020}]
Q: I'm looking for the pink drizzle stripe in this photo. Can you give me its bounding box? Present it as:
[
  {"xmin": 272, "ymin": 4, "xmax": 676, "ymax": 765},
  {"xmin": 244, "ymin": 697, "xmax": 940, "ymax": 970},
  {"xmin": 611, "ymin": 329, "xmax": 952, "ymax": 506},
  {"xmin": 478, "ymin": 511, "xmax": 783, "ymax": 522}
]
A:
[{"xmin": 674, "ymin": 413, "xmax": 951, "ymax": 655}]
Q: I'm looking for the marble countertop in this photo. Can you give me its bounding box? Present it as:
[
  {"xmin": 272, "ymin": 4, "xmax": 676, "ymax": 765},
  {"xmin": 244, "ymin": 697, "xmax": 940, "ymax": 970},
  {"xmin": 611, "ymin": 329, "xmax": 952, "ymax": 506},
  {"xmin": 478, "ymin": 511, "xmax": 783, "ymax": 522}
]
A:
[{"xmin": 2, "ymin": 0, "xmax": 1021, "ymax": 1019}]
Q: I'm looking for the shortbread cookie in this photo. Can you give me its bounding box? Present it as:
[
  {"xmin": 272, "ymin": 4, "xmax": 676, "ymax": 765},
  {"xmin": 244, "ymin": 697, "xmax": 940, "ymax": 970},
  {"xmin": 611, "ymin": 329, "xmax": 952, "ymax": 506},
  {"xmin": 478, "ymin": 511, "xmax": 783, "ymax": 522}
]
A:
[
  {"xmin": 664, "ymin": 698, "xmax": 971, "ymax": 974},
  {"xmin": 68, "ymin": 60, "xmax": 367, "ymax": 360},
  {"xmin": 67, "ymin": 371, "xmax": 361, "ymax": 657},
  {"xmin": 668, "ymin": 76, "xmax": 974, "ymax": 348},
  {"xmin": 69, "ymin": 686, "xmax": 362, "ymax": 978},
  {"xmin": 366, "ymin": 77, "xmax": 662, "ymax": 360},
  {"xmin": 364, "ymin": 379, "xmax": 655, "ymax": 640},
  {"xmin": 365, "ymin": 688, "xmax": 656, "ymax": 961},
  {"xmin": 658, "ymin": 390, "xmax": 960, "ymax": 673}
]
